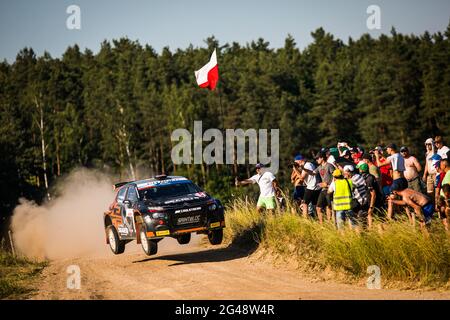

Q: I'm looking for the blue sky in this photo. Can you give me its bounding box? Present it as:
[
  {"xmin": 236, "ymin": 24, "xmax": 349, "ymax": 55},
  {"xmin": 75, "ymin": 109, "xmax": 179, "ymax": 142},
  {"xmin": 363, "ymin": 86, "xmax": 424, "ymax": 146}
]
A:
[{"xmin": 1, "ymin": 0, "xmax": 449, "ymax": 62}]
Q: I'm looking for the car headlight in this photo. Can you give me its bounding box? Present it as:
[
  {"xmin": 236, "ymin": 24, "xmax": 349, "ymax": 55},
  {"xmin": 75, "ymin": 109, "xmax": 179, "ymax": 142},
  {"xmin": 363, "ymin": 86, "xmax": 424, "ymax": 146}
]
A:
[
  {"xmin": 208, "ymin": 203, "xmax": 217, "ymax": 211},
  {"xmin": 143, "ymin": 215, "xmax": 152, "ymax": 224},
  {"xmin": 152, "ymin": 212, "xmax": 167, "ymax": 219}
]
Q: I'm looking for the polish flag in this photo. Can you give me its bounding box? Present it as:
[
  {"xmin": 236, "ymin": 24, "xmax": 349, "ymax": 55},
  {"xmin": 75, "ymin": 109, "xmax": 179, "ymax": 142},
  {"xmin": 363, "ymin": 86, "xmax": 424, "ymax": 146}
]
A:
[{"xmin": 194, "ymin": 49, "xmax": 219, "ymax": 90}]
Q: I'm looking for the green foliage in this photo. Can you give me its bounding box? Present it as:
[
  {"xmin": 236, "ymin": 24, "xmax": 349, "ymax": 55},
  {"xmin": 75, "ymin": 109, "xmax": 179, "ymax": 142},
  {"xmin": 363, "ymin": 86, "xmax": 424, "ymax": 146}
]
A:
[{"xmin": 1, "ymin": 26, "xmax": 450, "ymax": 215}]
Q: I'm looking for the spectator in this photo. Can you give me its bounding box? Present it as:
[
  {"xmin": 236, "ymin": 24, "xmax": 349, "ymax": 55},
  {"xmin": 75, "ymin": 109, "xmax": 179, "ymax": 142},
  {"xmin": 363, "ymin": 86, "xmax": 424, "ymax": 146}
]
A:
[
  {"xmin": 328, "ymin": 169, "xmax": 356, "ymax": 230},
  {"xmin": 351, "ymin": 147, "xmax": 363, "ymax": 165},
  {"xmin": 357, "ymin": 162, "xmax": 384, "ymax": 228},
  {"xmin": 439, "ymin": 159, "xmax": 450, "ymax": 198},
  {"xmin": 343, "ymin": 165, "xmax": 369, "ymax": 227},
  {"xmin": 435, "ymin": 158, "xmax": 445, "ymax": 212},
  {"xmin": 388, "ymin": 186, "xmax": 433, "ymax": 228},
  {"xmin": 440, "ymin": 184, "xmax": 450, "ymax": 231},
  {"xmin": 435, "ymin": 136, "xmax": 449, "ymax": 159},
  {"xmin": 291, "ymin": 155, "xmax": 306, "ymax": 208},
  {"xmin": 377, "ymin": 143, "xmax": 408, "ymax": 193},
  {"xmin": 373, "ymin": 146, "xmax": 393, "ymax": 196},
  {"xmin": 400, "ymin": 146, "xmax": 422, "ymax": 192},
  {"xmin": 235, "ymin": 163, "xmax": 280, "ymax": 213},
  {"xmin": 422, "ymin": 138, "xmax": 437, "ymax": 205},
  {"xmin": 376, "ymin": 144, "xmax": 408, "ymax": 220},
  {"xmin": 296, "ymin": 156, "xmax": 321, "ymax": 219},
  {"xmin": 315, "ymin": 151, "xmax": 335, "ymax": 223},
  {"xmin": 362, "ymin": 153, "xmax": 382, "ymax": 194}
]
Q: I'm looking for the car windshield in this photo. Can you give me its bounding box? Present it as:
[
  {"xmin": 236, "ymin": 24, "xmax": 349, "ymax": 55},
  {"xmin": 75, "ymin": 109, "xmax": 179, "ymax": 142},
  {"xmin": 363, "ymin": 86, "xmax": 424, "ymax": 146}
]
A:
[{"xmin": 139, "ymin": 182, "xmax": 202, "ymax": 201}]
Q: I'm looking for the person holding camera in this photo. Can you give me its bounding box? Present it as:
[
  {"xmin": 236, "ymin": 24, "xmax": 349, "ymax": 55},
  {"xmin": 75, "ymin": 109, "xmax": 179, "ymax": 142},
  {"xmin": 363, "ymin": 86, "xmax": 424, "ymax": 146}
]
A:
[
  {"xmin": 294, "ymin": 155, "xmax": 321, "ymax": 220},
  {"xmin": 291, "ymin": 155, "xmax": 306, "ymax": 207}
]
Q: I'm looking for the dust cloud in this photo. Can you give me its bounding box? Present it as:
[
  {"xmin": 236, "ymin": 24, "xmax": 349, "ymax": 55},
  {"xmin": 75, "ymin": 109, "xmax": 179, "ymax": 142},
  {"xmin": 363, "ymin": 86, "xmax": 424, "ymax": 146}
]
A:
[
  {"xmin": 11, "ymin": 169, "xmax": 114, "ymax": 260},
  {"xmin": 11, "ymin": 168, "xmax": 205, "ymax": 260}
]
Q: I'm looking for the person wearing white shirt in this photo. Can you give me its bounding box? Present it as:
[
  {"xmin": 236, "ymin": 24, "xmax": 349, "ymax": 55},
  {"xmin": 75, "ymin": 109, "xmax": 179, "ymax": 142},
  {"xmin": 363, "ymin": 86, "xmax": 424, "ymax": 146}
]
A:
[
  {"xmin": 435, "ymin": 136, "xmax": 450, "ymax": 160},
  {"xmin": 235, "ymin": 163, "xmax": 280, "ymax": 213},
  {"xmin": 295, "ymin": 156, "xmax": 321, "ymax": 219}
]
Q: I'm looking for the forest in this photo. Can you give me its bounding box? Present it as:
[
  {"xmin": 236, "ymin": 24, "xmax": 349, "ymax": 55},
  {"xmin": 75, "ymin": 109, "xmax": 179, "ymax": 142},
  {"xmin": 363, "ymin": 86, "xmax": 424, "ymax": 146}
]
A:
[{"xmin": 1, "ymin": 25, "xmax": 450, "ymax": 217}]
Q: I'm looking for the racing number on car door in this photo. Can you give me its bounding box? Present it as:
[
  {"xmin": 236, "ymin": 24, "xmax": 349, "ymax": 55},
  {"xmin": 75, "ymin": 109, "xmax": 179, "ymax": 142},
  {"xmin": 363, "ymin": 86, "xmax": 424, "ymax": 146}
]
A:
[{"xmin": 123, "ymin": 186, "xmax": 139, "ymax": 237}]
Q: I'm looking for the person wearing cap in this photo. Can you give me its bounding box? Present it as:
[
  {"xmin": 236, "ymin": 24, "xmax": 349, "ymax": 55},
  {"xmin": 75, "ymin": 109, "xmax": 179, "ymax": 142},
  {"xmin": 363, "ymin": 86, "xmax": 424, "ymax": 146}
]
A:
[
  {"xmin": 388, "ymin": 184, "xmax": 433, "ymax": 228},
  {"xmin": 362, "ymin": 153, "xmax": 382, "ymax": 193},
  {"xmin": 343, "ymin": 165, "xmax": 369, "ymax": 226},
  {"xmin": 356, "ymin": 162, "xmax": 383, "ymax": 228},
  {"xmin": 315, "ymin": 151, "xmax": 335, "ymax": 223},
  {"xmin": 235, "ymin": 163, "xmax": 280, "ymax": 213},
  {"xmin": 328, "ymin": 168, "xmax": 356, "ymax": 229},
  {"xmin": 291, "ymin": 155, "xmax": 306, "ymax": 207},
  {"xmin": 375, "ymin": 143, "xmax": 407, "ymax": 194},
  {"xmin": 423, "ymin": 138, "xmax": 437, "ymax": 204},
  {"xmin": 434, "ymin": 136, "xmax": 449, "ymax": 160},
  {"xmin": 295, "ymin": 156, "xmax": 321, "ymax": 219},
  {"xmin": 400, "ymin": 146, "xmax": 422, "ymax": 193}
]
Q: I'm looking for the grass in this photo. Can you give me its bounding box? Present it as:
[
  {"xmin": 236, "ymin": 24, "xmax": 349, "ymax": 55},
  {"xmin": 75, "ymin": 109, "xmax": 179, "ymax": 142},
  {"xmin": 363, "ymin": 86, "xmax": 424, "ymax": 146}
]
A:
[
  {"xmin": 0, "ymin": 250, "xmax": 47, "ymax": 299},
  {"xmin": 224, "ymin": 199, "xmax": 450, "ymax": 289}
]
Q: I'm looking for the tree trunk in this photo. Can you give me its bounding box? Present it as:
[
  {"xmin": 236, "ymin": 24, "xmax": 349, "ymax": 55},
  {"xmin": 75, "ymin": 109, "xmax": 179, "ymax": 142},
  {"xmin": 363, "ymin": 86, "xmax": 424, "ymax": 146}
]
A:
[
  {"xmin": 125, "ymin": 138, "xmax": 136, "ymax": 181},
  {"xmin": 35, "ymin": 96, "xmax": 51, "ymax": 201}
]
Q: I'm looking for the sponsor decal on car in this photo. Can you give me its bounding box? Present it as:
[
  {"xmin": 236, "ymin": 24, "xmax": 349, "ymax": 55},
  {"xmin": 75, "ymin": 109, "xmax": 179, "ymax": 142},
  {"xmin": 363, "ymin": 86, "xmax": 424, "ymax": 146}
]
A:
[
  {"xmin": 156, "ymin": 230, "xmax": 170, "ymax": 236},
  {"xmin": 137, "ymin": 177, "xmax": 188, "ymax": 189},
  {"xmin": 174, "ymin": 207, "xmax": 201, "ymax": 214},
  {"xmin": 210, "ymin": 222, "xmax": 221, "ymax": 228},
  {"xmin": 164, "ymin": 195, "xmax": 203, "ymax": 204},
  {"xmin": 177, "ymin": 215, "xmax": 201, "ymax": 225}
]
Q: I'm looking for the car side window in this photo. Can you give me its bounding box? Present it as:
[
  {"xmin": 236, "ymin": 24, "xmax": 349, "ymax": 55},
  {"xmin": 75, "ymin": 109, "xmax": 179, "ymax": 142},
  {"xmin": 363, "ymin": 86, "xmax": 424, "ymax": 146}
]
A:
[
  {"xmin": 126, "ymin": 186, "xmax": 139, "ymax": 203},
  {"xmin": 117, "ymin": 187, "xmax": 127, "ymax": 203}
]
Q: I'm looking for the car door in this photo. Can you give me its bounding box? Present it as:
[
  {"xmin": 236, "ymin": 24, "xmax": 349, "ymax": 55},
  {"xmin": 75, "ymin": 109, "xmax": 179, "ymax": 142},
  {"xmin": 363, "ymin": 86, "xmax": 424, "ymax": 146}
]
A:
[
  {"xmin": 123, "ymin": 185, "xmax": 139, "ymax": 237},
  {"xmin": 114, "ymin": 187, "xmax": 129, "ymax": 237}
]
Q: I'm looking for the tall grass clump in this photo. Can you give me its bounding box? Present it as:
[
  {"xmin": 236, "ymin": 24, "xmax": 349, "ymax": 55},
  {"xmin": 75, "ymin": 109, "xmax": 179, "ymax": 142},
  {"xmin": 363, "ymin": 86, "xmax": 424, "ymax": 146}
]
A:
[
  {"xmin": 0, "ymin": 250, "xmax": 47, "ymax": 299},
  {"xmin": 225, "ymin": 200, "xmax": 450, "ymax": 288}
]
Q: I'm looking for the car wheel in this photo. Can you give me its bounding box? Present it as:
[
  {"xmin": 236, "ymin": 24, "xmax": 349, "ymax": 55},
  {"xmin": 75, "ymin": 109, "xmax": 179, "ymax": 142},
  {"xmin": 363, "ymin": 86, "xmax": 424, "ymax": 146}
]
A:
[
  {"xmin": 208, "ymin": 228, "xmax": 223, "ymax": 245},
  {"xmin": 176, "ymin": 233, "xmax": 191, "ymax": 245},
  {"xmin": 140, "ymin": 225, "xmax": 158, "ymax": 256},
  {"xmin": 107, "ymin": 225, "xmax": 125, "ymax": 254}
]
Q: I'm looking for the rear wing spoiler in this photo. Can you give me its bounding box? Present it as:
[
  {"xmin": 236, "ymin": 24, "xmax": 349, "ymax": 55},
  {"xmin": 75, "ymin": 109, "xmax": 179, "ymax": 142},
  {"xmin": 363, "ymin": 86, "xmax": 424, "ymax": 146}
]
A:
[{"xmin": 113, "ymin": 181, "xmax": 132, "ymax": 190}]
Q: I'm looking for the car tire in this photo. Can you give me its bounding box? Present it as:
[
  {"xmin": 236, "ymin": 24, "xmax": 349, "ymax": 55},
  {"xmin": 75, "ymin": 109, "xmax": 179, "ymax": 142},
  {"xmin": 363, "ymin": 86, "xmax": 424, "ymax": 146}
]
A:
[
  {"xmin": 106, "ymin": 225, "xmax": 126, "ymax": 254},
  {"xmin": 140, "ymin": 225, "xmax": 158, "ymax": 256},
  {"xmin": 176, "ymin": 233, "xmax": 191, "ymax": 245},
  {"xmin": 208, "ymin": 228, "xmax": 223, "ymax": 245}
]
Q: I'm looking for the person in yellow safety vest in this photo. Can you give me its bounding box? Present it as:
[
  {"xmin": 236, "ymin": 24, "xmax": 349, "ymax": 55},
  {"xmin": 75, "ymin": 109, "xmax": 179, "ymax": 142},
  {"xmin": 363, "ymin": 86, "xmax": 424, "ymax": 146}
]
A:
[{"xmin": 328, "ymin": 168, "xmax": 357, "ymax": 229}]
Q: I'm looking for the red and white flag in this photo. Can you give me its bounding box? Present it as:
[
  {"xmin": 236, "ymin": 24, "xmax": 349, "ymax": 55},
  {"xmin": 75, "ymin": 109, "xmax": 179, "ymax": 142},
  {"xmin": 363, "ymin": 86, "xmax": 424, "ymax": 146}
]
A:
[{"xmin": 194, "ymin": 49, "xmax": 219, "ymax": 90}]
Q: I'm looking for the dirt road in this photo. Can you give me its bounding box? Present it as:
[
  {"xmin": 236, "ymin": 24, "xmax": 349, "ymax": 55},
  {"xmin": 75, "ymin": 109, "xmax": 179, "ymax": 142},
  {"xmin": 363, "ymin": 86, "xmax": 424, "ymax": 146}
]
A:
[{"xmin": 32, "ymin": 237, "xmax": 450, "ymax": 300}]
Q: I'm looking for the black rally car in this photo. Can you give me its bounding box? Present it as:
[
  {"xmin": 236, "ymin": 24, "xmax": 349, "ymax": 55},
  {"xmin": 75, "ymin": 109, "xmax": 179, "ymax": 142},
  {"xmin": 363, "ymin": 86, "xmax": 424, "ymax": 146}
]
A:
[{"xmin": 104, "ymin": 175, "xmax": 225, "ymax": 256}]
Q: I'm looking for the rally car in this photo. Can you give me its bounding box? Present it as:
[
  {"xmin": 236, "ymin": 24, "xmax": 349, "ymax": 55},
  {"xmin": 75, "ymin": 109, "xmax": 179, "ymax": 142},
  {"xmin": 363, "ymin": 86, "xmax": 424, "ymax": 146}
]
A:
[{"xmin": 103, "ymin": 175, "xmax": 225, "ymax": 256}]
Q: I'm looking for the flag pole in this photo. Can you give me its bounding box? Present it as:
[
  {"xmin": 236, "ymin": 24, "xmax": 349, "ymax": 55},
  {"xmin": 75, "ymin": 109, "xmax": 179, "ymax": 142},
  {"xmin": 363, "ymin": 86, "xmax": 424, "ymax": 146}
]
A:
[{"xmin": 217, "ymin": 83, "xmax": 225, "ymax": 132}]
